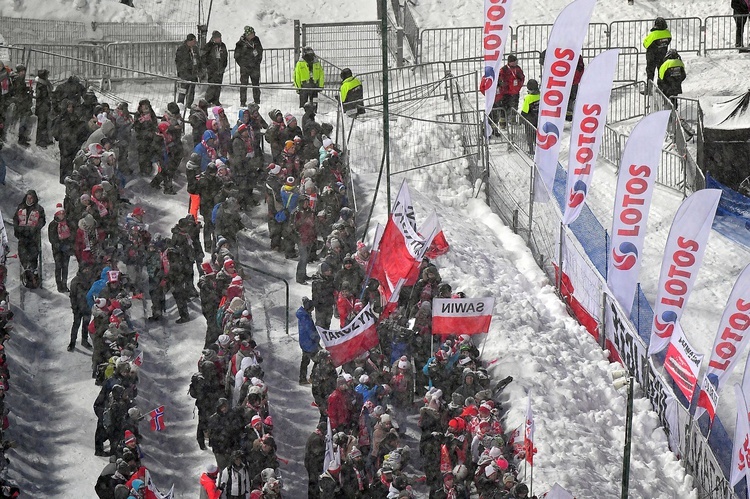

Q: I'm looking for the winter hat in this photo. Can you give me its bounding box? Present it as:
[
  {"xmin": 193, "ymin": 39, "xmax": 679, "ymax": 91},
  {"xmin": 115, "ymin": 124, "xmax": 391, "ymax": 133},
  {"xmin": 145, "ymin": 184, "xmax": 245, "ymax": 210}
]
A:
[
  {"xmin": 218, "ymin": 334, "xmax": 231, "ymax": 347},
  {"xmin": 293, "ymin": 135, "xmax": 303, "ymax": 143},
  {"xmin": 503, "ymin": 473, "xmax": 516, "ymax": 484},
  {"xmin": 349, "ymin": 446, "xmax": 362, "ymax": 459},
  {"xmin": 460, "ymin": 405, "xmax": 478, "ymax": 418},
  {"xmin": 212, "ymin": 30, "xmax": 222, "ymax": 38},
  {"xmin": 489, "ymin": 446, "xmax": 502, "ymax": 458},
  {"xmin": 88, "ymin": 142, "xmax": 104, "ymax": 158},
  {"xmin": 244, "ymin": 26, "xmax": 255, "ymax": 35},
  {"xmin": 359, "ymin": 374, "xmax": 370, "ymax": 384},
  {"xmin": 132, "ymin": 206, "xmax": 145, "ymax": 217},
  {"xmin": 236, "ymin": 123, "xmax": 248, "ymax": 135},
  {"xmin": 342, "ymin": 372, "xmax": 353, "ymax": 383},
  {"xmin": 123, "ymin": 430, "xmax": 136, "ymax": 445},
  {"xmin": 251, "ymin": 415, "xmax": 263, "ymax": 426},
  {"xmin": 201, "ymin": 262, "xmax": 214, "ymax": 274},
  {"xmin": 264, "ymin": 415, "xmax": 273, "ymax": 427},
  {"xmin": 131, "ymin": 479, "xmax": 145, "ymax": 490},
  {"xmin": 231, "ymin": 275, "xmax": 243, "ymax": 285},
  {"xmin": 302, "ymin": 297, "xmax": 314, "ymax": 311},
  {"xmin": 398, "ymin": 356, "xmax": 409, "ymax": 369},
  {"xmin": 380, "ymin": 414, "xmax": 391, "ymax": 424},
  {"xmin": 223, "ymin": 259, "xmax": 235, "ymax": 270},
  {"xmin": 95, "ymin": 298, "xmax": 107, "ymax": 308},
  {"xmin": 507, "ymin": 54, "xmax": 518, "ymax": 63},
  {"xmin": 322, "ymin": 138, "xmax": 334, "ymax": 149},
  {"xmin": 285, "ymin": 176, "xmax": 295, "ymax": 186},
  {"xmin": 157, "ymin": 121, "xmax": 170, "ymax": 134},
  {"xmin": 206, "ymin": 463, "xmax": 219, "ymax": 475},
  {"xmin": 80, "ymin": 193, "xmax": 91, "ymax": 203},
  {"xmin": 485, "ymin": 464, "xmax": 498, "ymax": 477},
  {"xmin": 267, "ymin": 163, "xmax": 281, "ymax": 175},
  {"xmin": 284, "ymin": 114, "xmax": 297, "ymax": 126},
  {"xmin": 107, "ymin": 270, "xmax": 121, "ymax": 283},
  {"xmin": 284, "ymin": 140, "xmax": 295, "ymax": 152},
  {"xmin": 128, "ymin": 407, "xmax": 142, "ymax": 420},
  {"xmin": 54, "ymin": 203, "xmax": 65, "ymax": 218},
  {"xmin": 496, "ymin": 457, "xmax": 509, "ymax": 471}
]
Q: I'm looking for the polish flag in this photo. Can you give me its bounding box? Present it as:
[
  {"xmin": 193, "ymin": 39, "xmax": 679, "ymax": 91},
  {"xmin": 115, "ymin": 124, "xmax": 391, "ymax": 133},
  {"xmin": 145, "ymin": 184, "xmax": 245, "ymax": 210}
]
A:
[
  {"xmin": 317, "ymin": 304, "xmax": 379, "ymax": 366},
  {"xmin": 420, "ymin": 212, "xmax": 449, "ymax": 259},
  {"xmin": 432, "ymin": 297, "xmax": 495, "ymax": 336}
]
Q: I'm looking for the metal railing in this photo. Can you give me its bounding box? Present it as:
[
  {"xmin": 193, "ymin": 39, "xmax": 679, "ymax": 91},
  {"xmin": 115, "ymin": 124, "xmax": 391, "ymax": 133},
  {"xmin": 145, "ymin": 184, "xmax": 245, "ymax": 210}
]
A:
[
  {"xmin": 514, "ymin": 22, "xmax": 610, "ymax": 54},
  {"xmin": 0, "ymin": 16, "xmax": 193, "ymax": 45},
  {"xmin": 609, "ymin": 17, "xmax": 703, "ymax": 55},
  {"xmin": 401, "ymin": 3, "xmax": 420, "ymax": 61},
  {"xmin": 300, "ymin": 21, "xmax": 390, "ymax": 75},
  {"xmin": 705, "ymin": 14, "xmax": 750, "ymax": 53},
  {"xmin": 225, "ymin": 48, "xmax": 297, "ymax": 86}
]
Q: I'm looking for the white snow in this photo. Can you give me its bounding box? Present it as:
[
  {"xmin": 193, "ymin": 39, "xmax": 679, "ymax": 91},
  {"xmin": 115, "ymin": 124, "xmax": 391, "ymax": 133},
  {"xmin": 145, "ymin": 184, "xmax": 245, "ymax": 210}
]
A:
[{"xmin": 0, "ymin": 0, "xmax": 749, "ymax": 497}]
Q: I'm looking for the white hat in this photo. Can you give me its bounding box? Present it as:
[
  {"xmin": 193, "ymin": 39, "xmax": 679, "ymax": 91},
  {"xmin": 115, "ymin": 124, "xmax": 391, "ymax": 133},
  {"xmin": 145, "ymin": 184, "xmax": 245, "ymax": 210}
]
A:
[
  {"xmin": 359, "ymin": 374, "xmax": 370, "ymax": 384},
  {"xmin": 323, "ymin": 138, "xmax": 333, "ymax": 148},
  {"xmin": 206, "ymin": 463, "xmax": 218, "ymax": 474},
  {"xmin": 269, "ymin": 164, "xmax": 282, "ymax": 175},
  {"xmin": 398, "ymin": 359, "xmax": 409, "ymax": 369}
]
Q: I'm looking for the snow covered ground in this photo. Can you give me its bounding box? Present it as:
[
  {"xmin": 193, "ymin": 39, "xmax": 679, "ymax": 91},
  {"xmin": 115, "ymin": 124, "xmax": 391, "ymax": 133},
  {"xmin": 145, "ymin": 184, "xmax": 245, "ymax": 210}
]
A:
[{"xmin": 0, "ymin": 0, "xmax": 749, "ymax": 497}]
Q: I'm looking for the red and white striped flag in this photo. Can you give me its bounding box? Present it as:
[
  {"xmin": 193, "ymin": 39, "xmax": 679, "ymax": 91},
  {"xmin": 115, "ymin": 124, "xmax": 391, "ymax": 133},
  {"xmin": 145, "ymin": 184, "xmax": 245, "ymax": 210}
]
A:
[
  {"xmin": 144, "ymin": 469, "xmax": 174, "ymax": 499},
  {"xmin": 432, "ymin": 297, "xmax": 495, "ymax": 336},
  {"xmin": 420, "ymin": 211, "xmax": 449, "ymax": 259},
  {"xmin": 317, "ymin": 305, "xmax": 379, "ymax": 366},
  {"xmin": 662, "ymin": 322, "xmax": 703, "ymax": 404}
]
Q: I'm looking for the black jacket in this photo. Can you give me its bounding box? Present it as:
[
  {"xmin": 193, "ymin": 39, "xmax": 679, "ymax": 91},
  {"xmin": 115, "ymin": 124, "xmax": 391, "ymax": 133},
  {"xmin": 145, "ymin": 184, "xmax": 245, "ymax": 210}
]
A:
[
  {"xmin": 234, "ymin": 36, "xmax": 264, "ymax": 70},
  {"xmin": 202, "ymin": 40, "xmax": 228, "ymax": 75},
  {"xmin": 175, "ymin": 42, "xmax": 202, "ymax": 79},
  {"xmin": 733, "ymin": 0, "xmax": 750, "ymax": 14}
]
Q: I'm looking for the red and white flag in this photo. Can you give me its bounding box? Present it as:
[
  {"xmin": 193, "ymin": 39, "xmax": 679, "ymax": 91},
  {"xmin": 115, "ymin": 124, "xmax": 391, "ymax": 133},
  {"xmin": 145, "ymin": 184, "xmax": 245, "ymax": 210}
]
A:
[
  {"xmin": 696, "ymin": 263, "xmax": 750, "ymax": 422},
  {"xmin": 133, "ymin": 350, "xmax": 144, "ymax": 367},
  {"xmin": 479, "ymin": 0, "xmax": 513, "ymax": 137},
  {"xmin": 373, "ymin": 181, "xmax": 426, "ymax": 291},
  {"xmin": 606, "ymin": 111, "xmax": 670, "ymax": 316},
  {"xmin": 380, "ymin": 278, "xmax": 407, "ymax": 320},
  {"xmin": 534, "ymin": 0, "xmax": 596, "ymax": 200},
  {"xmin": 148, "ymin": 406, "xmax": 166, "ymax": 431},
  {"xmin": 562, "ymin": 49, "xmax": 619, "ymax": 226},
  {"xmin": 317, "ymin": 304, "xmax": 379, "ymax": 366},
  {"xmin": 731, "ymin": 384, "xmax": 750, "ymax": 487},
  {"xmin": 648, "ymin": 189, "xmax": 721, "ymax": 355},
  {"xmin": 323, "ymin": 417, "xmax": 341, "ymax": 473},
  {"xmin": 524, "ymin": 394, "xmax": 535, "ymax": 465},
  {"xmin": 143, "ymin": 469, "xmax": 174, "ymax": 499},
  {"xmin": 432, "ymin": 297, "xmax": 495, "ymax": 336},
  {"xmin": 663, "ymin": 322, "xmax": 703, "ymax": 404},
  {"xmin": 420, "ymin": 211, "xmax": 450, "ymax": 259},
  {"xmin": 508, "ymin": 423, "xmax": 524, "ymax": 457}
]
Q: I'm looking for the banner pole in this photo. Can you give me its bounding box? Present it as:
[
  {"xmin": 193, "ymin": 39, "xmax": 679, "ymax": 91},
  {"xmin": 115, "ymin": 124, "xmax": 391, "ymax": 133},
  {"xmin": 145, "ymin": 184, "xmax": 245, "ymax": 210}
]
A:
[
  {"xmin": 557, "ymin": 222, "xmax": 564, "ymax": 294},
  {"xmin": 600, "ymin": 229, "xmax": 609, "ymax": 350},
  {"xmin": 530, "ymin": 459, "xmax": 534, "ymax": 496}
]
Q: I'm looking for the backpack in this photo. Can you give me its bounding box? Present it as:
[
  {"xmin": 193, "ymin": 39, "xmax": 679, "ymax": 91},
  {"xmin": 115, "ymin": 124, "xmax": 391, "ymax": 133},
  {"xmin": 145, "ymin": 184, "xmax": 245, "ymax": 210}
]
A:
[
  {"xmin": 189, "ymin": 373, "xmax": 203, "ymax": 399},
  {"xmin": 211, "ymin": 202, "xmax": 222, "ymax": 225}
]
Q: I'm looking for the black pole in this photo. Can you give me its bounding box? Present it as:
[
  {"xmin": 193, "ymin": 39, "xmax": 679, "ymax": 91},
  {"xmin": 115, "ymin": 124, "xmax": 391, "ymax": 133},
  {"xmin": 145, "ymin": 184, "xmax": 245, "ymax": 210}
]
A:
[
  {"xmin": 621, "ymin": 375, "xmax": 634, "ymax": 499},
  {"xmin": 381, "ymin": 0, "xmax": 391, "ymax": 213}
]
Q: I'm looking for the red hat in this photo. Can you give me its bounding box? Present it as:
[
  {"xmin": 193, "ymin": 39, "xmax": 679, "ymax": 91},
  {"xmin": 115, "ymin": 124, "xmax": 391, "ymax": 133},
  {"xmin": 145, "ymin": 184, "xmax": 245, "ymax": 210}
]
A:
[
  {"xmin": 132, "ymin": 206, "xmax": 145, "ymax": 217},
  {"xmin": 460, "ymin": 406, "xmax": 478, "ymax": 418},
  {"xmin": 223, "ymin": 259, "xmax": 235, "ymax": 270},
  {"xmin": 54, "ymin": 203, "xmax": 65, "ymax": 217},
  {"xmin": 157, "ymin": 121, "xmax": 169, "ymax": 134},
  {"xmin": 124, "ymin": 430, "xmax": 136, "ymax": 444},
  {"xmin": 496, "ymin": 457, "xmax": 509, "ymax": 471},
  {"xmin": 264, "ymin": 416, "xmax": 273, "ymax": 426},
  {"xmin": 237, "ymin": 123, "xmax": 248, "ymax": 134},
  {"xmin": 251, "ymin": 415, "xmax": 262, "ymax": 426}
]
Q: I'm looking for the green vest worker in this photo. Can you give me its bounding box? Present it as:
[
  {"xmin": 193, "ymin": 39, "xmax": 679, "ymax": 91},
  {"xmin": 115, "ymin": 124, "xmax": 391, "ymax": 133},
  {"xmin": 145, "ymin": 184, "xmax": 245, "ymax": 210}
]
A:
[
  {"xmin": 294, "ymin": 46, "xmax": 325, "ymax": 108},
  {"xmin": 657, "ymin": 49, "xmax": 686, "ymax": 107},
  {"xmin": 339, "ymin": 68, "xmax": 364, "ymax": 117},
  {"xmin": 643, "ymin": 17, "xmax": 672, "ymax": 82},
  {"xmin": 520, "ymin": 79, "xmax": 541, "ymax": 128}
]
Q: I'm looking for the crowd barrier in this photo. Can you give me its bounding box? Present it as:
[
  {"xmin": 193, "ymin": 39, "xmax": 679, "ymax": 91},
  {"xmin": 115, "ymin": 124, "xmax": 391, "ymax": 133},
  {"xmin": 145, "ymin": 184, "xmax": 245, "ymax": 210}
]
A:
[
  {"xmin": 0, "ymin": 16, "xmax": 193, "ymax": 45},
  {"xmin": 413, "ymin": 14, "xmax": 750, "ymax": 63}
]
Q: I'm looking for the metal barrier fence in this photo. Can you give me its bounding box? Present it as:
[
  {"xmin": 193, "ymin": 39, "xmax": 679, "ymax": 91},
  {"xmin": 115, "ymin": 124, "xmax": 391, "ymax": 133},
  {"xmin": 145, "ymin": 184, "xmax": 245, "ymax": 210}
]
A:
[
  {"xmin": 608, "ymin": 81, "xmax": 647, "ymax": 123},
  {"xmin": 105, "ymin": 42, "xmax": 180, "ymax": 80},
  {"xmin": 225, "ymin": 48, "xmax": 297, "ymax": 86},
  {"xmin": 9, "ymin": 44, "xmax": 109, "ymax": 80},
  {"xmin": 705, "ymin": 14, "xmax": 750, "ymax": 53},
  {"xmin": 415, "ymin": 15, "xmax": 745, "ymax": 65},
  {"xmin": 609, "ymin": 17, "xmax": 703, "ymax": 55},
  {"xmin": 0, "ymin": 16, "xmax": 193, "ymax": 44},
  {"xmin": 356, "ymin": 62, "xmax": 451, "ymax": 107},
  {"xmin": 514, "ymin": 22, "xmax": 610, "ymax": 54},
  {"xmin": 402, "ymin": 3, "xmax": 420, "ymax": 61},
  {"xmin": 301, "ymin": 21, "xmax": 389, "ymax": 75}
]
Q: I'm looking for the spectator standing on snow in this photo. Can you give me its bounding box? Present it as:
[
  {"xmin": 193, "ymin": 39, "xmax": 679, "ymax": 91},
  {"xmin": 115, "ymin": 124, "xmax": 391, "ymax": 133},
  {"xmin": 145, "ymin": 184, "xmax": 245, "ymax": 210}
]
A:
[
  {"xmin": 34, "ymin": 68, "xmax": 54, "ymax": 147},
  {"xmin": 294, "ymin": 46, "xmax": 325, "ymax": 109},
  {"xmin": 48, "ymin": 203, "xmax": 74, "ymax": 293},
  {"xmin": 10, "ymin": 64, "xmax": 33, "ymax": 147},
  {"xmin": 68, "ymin": 267, "xmax": 94, "ymax": 351},
  {"xmin": 657, "ymin": 49, "xmax": 687, "ymax": 109},
  {"xmin": 733, "ymin": 0, "xmax": 750, "ymax": 48},
  {"xmin": 495, "ymin": 54, "xmax": 525, "ymax": 129},
  {"xmin": 235, "ymin": 26, "xmax": 264, "ymax": 106},
  {"xmin": 297, "ymin": 297, "xmax": 319, "ymax": 385},
  {"xmin": 339, "ymin": 68, "xmax": 364, "ymax": 117},
  {"xmin": 133, "ymin": 99, "xmax": 158, "ymax": 177},
  {"xmin": 520, "ymin": 79, "xmax": 540, "ymax": 155},
  {"xmin": 13, "ymin": 190, "xmax": 46, "ymax": 288},
  {"xmin": 202, "ymin": 31, "xmax": 228, "ymax": 106},
  {"xmin": 176, "ymin": 33, "xmax": 202, "ymax": 109},
  {"xmin": 643, "ymin": 17, "xmax": 672, "ymax": 84}
]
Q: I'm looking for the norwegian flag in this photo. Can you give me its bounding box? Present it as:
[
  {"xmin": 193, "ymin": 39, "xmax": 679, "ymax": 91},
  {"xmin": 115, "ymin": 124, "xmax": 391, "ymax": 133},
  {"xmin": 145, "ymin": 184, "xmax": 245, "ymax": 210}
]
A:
[{"xmin": 148, "ymin": 406, "xmax": 166, "ymax": 431}]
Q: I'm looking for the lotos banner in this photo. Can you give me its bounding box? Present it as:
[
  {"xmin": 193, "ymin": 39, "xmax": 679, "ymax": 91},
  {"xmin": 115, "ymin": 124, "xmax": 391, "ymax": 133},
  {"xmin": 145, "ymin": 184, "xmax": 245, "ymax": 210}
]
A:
[
  {"xmin": 533, "ymin": 0, "xmax": 596, "ymax": 200},
  {"xmin": 317, "ymin": 304, "xmax": 379, "ymax": 366},
  {"xmin": 730, "ymin": 384, "xmax": 750, "ymax": 487},
  {"xmin": 562, "ymin": 49, "xmax": 619, "ymax": 225},
  {"xmin": 606, "ymin": 111, "xmax": 670, "ymax": 316},
  {"xmin": 648, "ymin": 189, "xmax": 722, "ymax": 356},
  {"xmin": 480, "ymin": 0, "xmax": 513, "ymax": 137},
  {"xmin": 696, "ymin": 263, "xmax": 750, "ymax": 422},
  {"xmin": 663, "ymin": 322, "xmax": 703, "ymax": 405},
  {"xmin": 432, "ymin": 297, "xmax": 495, "ymax": 336}
]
